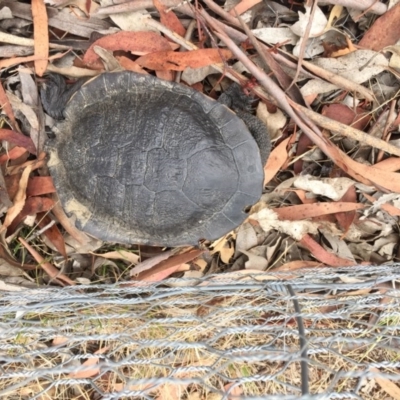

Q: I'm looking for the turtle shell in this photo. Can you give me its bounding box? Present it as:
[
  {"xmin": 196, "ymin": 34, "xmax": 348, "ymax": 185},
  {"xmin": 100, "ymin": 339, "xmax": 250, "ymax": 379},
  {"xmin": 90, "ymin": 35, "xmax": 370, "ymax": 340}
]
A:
[{"xmin": 47, "ymin": 72, "xmax": 264, "ymax": 246}]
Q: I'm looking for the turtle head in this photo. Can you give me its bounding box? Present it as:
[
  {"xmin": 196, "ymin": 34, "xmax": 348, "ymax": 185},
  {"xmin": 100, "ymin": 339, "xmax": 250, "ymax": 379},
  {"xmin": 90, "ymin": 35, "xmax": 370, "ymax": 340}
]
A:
[{"xmin": 41, "ymin": 73, "xmax": 87, "ymax": 120}]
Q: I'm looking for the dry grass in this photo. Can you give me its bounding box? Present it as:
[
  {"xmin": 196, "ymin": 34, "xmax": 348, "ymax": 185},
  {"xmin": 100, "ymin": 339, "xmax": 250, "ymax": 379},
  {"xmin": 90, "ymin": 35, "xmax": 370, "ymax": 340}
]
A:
[{"xmin": 1, "ymin": 288, "xmax": 399, "ymax": 399}]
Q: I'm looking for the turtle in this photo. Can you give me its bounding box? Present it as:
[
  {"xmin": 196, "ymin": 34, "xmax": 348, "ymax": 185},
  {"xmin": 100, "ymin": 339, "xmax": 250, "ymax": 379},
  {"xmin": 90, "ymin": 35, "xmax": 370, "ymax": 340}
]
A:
[{"xmin": 41, "ymin": 71, "xmax": 271, "ymax": 247}]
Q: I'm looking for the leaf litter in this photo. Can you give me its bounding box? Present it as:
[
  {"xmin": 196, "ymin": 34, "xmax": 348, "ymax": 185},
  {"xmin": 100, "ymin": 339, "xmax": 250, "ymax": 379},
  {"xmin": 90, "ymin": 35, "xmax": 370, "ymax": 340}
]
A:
[
  {"xmin": 0, "ymin": 0, "xmax": 399, "ymax": 280},
  {"xmin": 0, "ymin": 0, "xmax": 400, "ymax": 398}
]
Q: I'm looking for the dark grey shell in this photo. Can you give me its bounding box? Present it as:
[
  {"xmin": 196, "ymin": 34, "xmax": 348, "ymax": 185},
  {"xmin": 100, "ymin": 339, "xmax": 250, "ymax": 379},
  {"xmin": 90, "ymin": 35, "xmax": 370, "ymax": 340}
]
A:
[{"xmin": 47, "ymin": 72, "xmax": 263, "ymax": 246}]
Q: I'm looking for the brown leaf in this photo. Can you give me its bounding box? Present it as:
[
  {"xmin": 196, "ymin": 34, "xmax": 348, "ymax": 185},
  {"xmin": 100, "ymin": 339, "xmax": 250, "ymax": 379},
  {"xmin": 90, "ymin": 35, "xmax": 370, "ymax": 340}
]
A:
[
  {"xmin": 153, "ymin": 0, "xmax": 186, "ymax": 37},
  {"xmin": 51, "ymin": 198, "xmax": 92, "ymax": 245},
  {"xmin": 374, "ymin": 157, "xmax": 400, "ymax": 172},
  {"xmin": 300, "ymin": 234, "xmax": 356, "ymax": 267},
  {"xmin": 273, "ymin": 260, "xmax": 323, "ymax": 271},
  {"xmin": 292, "ymin": 189, "xmax": 317, "ymax": 204},
  {"xmin": 0, "ymin": 147, "xmax": 28, "ymax": 165},
  {"xmin": 370, "ymin": 368, "xmax": 400, "ymax": 400},
  {"xmin": 68, "ymin": 346, "xmax": 109, "ymax": 379},
  {"xmin": 37, "ymin": 213, "xmax": 68, "ymax": 259},
  {"xmin": 1, "ymin": 165, "xmax": 32, "ymax": 233},
  {"xmin": 294, "ymin": 133, "xmax": 313, "ymax": 174},
  {"xmin": 114, "ymin": 56, "xmax": 148, "ymax": 74},
  {"xmin": 6, "ymin": 152, "xmax": 46, "ymax": 176},
  {"xmin": 0, "ymin": 81, "xmax": 19, "ymax": 131},
  {"xmin": 0, "ymin": 129, "xmax": 36, "ymax": 154},
  {"xmin": 155, "ymin": 69, "xmax": 175, "ymax": 81},
  {"xmin": 264, "ymin": 136, "xmax": 291, "ymax": 185},
  {"xmin": 93, "ymin": 250, "xmax": 139, "ymax": 265},
  {"xmin": 0, "ymin": 51, "xmax": 67, "ymax": 70},
  {"xmin": 83, "ymin": 31, "xmax": 173, "ymax": 69},
  {"xmin": 0, "ymin": 242, "xmax": 37, "ymax": 271},
  {"xmin": 26, "ymin": 176, "xmax": 56, "ymax": 196},
  {"xmin": 229, "ymin": 0, "xmax": 262, "ymax": 16},
  {"xmin": 7, "ymin": 197, "xmax": 55, "ymax": 235},
  {"xmin": 19, "ymin": 237, "xmax": 75, "ymax": 286},
  {"xmin": 32, "ymin": 0, "xmax": 49, "ymax": 76},
  {"xmin": 322, "ymin": 104, "xmax": 370, "ymax": 131},
  {"xmin": 129, "ymin": 248, "xmax": 203, "ymax": 282},
  {"xmin": 335, "ymin": 185, "xmax": 357, "ymax": 233},
  {"xmin": 359, "ymin": 3, "xmax": 400, "ymax": 51},
  {"xmin": 274, "ymin": 202, "xmax": 365, "ymax": 221},
  {"xmin": 136, "ymin": 49, "xmax": 233, "ymax": 71}
]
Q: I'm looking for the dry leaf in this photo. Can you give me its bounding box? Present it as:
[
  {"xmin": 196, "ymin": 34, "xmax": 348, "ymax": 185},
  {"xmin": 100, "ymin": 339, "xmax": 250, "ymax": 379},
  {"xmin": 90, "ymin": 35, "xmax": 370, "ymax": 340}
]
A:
[
  {"xmin": 68, "ymin": 346, "xmax": 109, "ymax": 379},
  {"xmin": 291, "ymin": 6, "xmax": 328, "ymax": 37},
  {"xmin": 153, "ymin": 0, "xmax": 186, "ymax": 37},
  {"xmin": 300, "ymin": 234, "xmax": 356, "ymax": 267},
  {"xmin": 263, "ymin": 136, "xmax": 291, "ymax": 185},
  {"xmin": 371, "ymin": 368, "xmax": 400, "ymax": 400},
  {"xmin": 293, "ymin": 176, "xmax": 356, "ymax": 201},
  {"xmin": 210, "ymin": 234, "xmax": 235, "ymax": 263},
  {"xmin": 31, "ymin": 0, "xmax": 49, "ymax": 76},
  {"xmin": 0, "ymin": 129, "xmax": 36, "ymax": 154},
  {"xmin": 83, "ymin": 31, "xmax": 173, "ymax": 68},
  {"xmin": 93, "ymin": 250, "xmax": 140, "ymax": 264},
  {"xmin": 274, "ymin": 202, "xmax": 365, "ymax": 221},
  {"xmin": 1, "ymin": 165, "xmax": 32, "ymax": 232},
  {"xmin": 136, "ymin": 48, "xmax": 233, "ymax": 71},
  {"xmin": 359, "ymin": 3, "xmax": 400, "ymax": 51}
]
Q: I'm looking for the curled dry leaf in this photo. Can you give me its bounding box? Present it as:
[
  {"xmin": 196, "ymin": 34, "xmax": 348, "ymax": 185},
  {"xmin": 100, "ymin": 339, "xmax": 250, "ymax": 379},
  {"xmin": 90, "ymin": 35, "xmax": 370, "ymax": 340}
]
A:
[
  {"xmin": 1, "ymin": 165, "xmax": 32, "ymax": 233},
  {"xmin": 291, "ymin": 6, "xmax": 328, "ymax": 38},
  {"xmin": 255, "ymin": 208, "xmax": 319, "ymax": 241},
  {"xmin": 7, "ymin": 197, "xmax": 55, "ymax": 235},
  {"xmin": 293, "ymin": 176, "xmax": 356, "ymax": 201}
]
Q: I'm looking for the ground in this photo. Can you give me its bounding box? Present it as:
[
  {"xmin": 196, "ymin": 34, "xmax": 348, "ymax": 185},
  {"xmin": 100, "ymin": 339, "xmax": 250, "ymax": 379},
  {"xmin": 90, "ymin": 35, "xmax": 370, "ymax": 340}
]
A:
[{"xmin": 0, "ymin": 1, "xmax": 400, "ymax": 398}]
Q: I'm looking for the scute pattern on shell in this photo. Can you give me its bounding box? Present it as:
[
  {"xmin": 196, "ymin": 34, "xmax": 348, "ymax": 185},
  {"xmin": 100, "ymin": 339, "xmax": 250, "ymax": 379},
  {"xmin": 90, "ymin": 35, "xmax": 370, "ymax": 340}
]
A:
[{"xmin": 47, "ymin": 72, "xmax": 264, "ymax": 246}]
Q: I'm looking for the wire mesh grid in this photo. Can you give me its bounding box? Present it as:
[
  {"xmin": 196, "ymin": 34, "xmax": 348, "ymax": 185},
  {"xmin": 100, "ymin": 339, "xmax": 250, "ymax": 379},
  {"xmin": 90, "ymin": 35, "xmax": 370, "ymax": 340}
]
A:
[{"xmin": 0, "ymin": 265, "xmax": 399, "ymax": 400}]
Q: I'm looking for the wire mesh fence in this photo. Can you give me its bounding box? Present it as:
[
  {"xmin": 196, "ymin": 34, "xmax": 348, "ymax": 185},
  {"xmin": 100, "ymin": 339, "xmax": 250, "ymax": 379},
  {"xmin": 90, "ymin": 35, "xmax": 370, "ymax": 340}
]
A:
[{"xmin": 1, "ymin": 265, "xmax": 399, "ymax": 400}]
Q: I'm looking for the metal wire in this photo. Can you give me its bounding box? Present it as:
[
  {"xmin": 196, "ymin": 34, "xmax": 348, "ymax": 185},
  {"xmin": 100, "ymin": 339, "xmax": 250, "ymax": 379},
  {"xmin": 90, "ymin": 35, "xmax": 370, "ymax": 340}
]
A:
[{"xmin": 0, "ymin": 265, "xmax": 399, "ymax": 399}]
